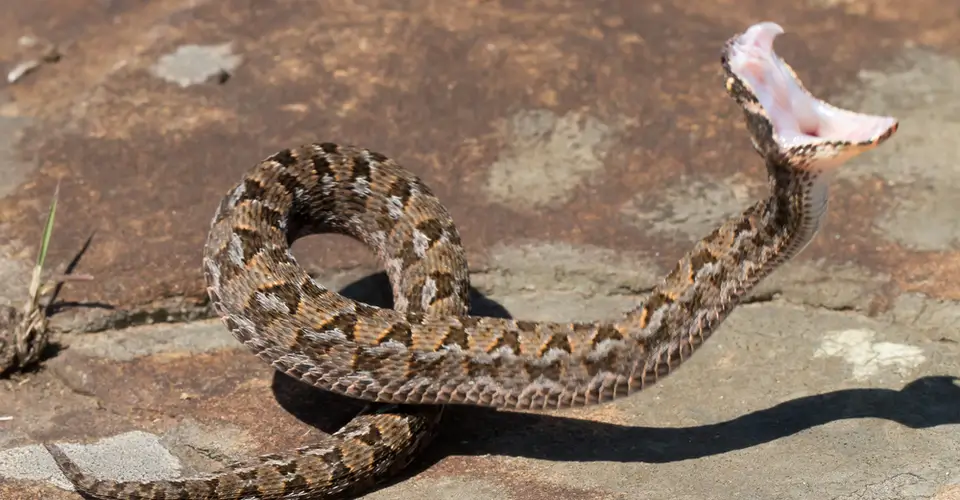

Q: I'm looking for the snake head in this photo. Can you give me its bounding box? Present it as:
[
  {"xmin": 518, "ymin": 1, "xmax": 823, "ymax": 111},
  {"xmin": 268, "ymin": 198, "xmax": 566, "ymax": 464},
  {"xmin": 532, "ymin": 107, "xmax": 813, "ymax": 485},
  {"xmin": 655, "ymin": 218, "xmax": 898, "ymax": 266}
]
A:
[{"xmin": 721, "ymin": 22, "xmax": 898, "ymax": 172}]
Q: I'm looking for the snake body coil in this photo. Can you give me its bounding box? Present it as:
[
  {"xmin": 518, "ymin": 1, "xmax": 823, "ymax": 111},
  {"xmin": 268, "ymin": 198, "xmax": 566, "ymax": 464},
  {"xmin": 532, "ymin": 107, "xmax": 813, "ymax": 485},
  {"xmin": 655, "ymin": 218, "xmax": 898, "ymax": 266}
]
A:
[{"xmin": 47, "ymin": 22, "xmax": 898, "ymax": 500}]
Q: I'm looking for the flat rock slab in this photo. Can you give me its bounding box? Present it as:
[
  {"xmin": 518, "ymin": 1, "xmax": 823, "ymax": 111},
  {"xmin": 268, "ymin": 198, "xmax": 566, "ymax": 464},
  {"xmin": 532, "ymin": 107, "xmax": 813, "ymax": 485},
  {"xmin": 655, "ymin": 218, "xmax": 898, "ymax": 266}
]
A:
[
  {"xmin": 1, "ymin": 278, "xmax": 958, "ymax": 499},
  {"xmin": 0, "ymin": 0, "xmax": 958, "ymax": 499}
]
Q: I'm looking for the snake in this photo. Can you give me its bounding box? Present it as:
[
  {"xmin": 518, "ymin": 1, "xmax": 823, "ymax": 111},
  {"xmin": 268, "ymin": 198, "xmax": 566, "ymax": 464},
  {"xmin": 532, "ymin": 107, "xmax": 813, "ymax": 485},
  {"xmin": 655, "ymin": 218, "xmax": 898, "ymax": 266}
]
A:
[{"xmin": 45, "ymin": 22, "xmax": 898, "ymax": 500}]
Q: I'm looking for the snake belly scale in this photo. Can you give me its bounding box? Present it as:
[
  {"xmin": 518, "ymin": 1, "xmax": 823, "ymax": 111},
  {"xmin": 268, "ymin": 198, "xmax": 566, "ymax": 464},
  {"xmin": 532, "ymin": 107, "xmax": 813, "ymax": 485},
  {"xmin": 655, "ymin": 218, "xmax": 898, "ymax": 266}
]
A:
[{"xmin": 46, "ymin": 21, "xmax": 899, "ymax": 500}]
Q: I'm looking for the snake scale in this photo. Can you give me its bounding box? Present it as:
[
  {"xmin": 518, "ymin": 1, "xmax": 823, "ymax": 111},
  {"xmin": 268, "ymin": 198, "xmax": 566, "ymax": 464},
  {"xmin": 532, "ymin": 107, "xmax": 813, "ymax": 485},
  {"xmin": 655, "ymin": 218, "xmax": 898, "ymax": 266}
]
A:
[{"xmin": 46, "ymin": 22, "xmax": 898, "ymax": 499}]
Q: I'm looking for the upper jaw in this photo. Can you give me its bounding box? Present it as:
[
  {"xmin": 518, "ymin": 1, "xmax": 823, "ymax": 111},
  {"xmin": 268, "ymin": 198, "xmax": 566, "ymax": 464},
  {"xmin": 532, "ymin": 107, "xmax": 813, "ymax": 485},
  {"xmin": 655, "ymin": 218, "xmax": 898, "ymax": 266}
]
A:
[{"xmin": 723, "ymin": 22, "xmax": 898, "ymax": 154}]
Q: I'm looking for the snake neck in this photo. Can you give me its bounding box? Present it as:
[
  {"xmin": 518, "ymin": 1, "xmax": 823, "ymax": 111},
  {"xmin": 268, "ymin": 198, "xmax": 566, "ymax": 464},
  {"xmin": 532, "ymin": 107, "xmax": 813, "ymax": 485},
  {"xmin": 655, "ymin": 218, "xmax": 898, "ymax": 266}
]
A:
[{"xmin": 617, "ymin": 158, "xmax": 828, "ymax": 344}]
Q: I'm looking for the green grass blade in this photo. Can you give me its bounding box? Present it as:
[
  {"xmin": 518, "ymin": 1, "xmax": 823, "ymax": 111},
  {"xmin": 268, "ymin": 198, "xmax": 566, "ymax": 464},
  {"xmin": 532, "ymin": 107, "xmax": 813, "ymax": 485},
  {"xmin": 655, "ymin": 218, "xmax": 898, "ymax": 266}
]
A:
[
  {"xmin": 26, "ymin": 182, "xmax": 60, "ymax": 307},
  {"xmin": 36, "ymin": 182, "xmax": 59, "ymax": 269}
]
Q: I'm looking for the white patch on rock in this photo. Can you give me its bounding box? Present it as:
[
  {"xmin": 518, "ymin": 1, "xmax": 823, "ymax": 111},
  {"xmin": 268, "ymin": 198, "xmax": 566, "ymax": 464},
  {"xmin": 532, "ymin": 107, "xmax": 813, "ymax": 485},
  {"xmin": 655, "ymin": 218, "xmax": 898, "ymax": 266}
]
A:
[
  {"xmin": 0, "ymin": 431, "xmax": 182, "ymax": 491},
  {"xmin": 150, "ymin": 43, "xmax": 242, "ymax": 87},
  {"xmin": 814, "ymin": 329, "xmax": 925, "ymax": 381},
  {"xmin": 483, "ymin": 109, "xmax": 623, "ymax": 211}
]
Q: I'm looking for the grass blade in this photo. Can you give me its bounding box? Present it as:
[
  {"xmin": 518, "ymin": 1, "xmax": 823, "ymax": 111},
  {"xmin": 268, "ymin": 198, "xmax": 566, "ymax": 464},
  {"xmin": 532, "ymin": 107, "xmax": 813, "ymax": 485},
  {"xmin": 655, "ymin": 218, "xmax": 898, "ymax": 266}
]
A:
[{"xmin": 26, "ymin": 182, "xmax": 59, "ymax": 307}]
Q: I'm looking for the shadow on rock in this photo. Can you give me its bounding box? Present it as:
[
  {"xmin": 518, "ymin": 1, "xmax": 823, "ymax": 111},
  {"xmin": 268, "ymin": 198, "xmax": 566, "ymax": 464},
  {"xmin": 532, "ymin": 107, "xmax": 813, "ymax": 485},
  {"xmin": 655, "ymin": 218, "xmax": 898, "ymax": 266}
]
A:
[
  {"xmin": 432, "ymin": 374, "xmax": 960, "ymax": 464},
  {"xmin": 273, "ymin": 271, "xmax": 960, "ymax": 468}
]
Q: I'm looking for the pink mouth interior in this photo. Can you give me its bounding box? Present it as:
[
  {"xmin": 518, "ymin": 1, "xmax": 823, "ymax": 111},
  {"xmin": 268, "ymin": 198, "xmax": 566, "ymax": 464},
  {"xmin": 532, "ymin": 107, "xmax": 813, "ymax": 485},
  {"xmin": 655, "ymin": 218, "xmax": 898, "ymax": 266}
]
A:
[{"xmin": 727, "ymin": 22, "xmax": 897, "ymax": 148}]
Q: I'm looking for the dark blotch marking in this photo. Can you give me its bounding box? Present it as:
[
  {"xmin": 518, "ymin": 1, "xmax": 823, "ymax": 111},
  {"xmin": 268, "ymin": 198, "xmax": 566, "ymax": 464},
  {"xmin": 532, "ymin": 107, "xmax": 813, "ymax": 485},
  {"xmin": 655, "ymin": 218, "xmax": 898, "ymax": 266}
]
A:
[
  {"xmin": 489, "ymin": 328, "xmax": 521, "ymax": 355},
  {"xmin": 428, "ymin": 271, "xmax": 457, "ymax": 304},
  {"xmin": 440, "ymin": 322, "xmax": 471, "ymax": 350},
  {"xmin": 408, "ymin": 350, "xmax": 449, "ymax": 379},
  {"xmin": 321, "ymin": 313, "xmax": 359, "ymax": 342},
  {"xmin": 88, "ymin": 480, "xmax": 110, "ymax": 494},
  {"xmin": 270, "ymin": 149, "xmax": 299, "ymax": 168},
  {"xmin": 352, "ymin": 344, "xmax": 393, "ymax": 372},
  {"xmin": 232, "ymin": 179, "xmax": 286, "ymax": 231},
  {"xmin": 689, "ymin": 247, "xmax": 718, "ymax": 273},
  {"xmin": 405, "ymin": 311, "xmax": 425, "ymax": 325},
  {"xmin": 275, "ymin": 461, "xmax": 298, "ymax": 475},
  {"xmin": 733, "ymin": 216, "xmax": 754, "ymax": 236},
  {"xmin": 258, "ymin": 205, "xmax": 286, "ymax": 231},
  {"xmin": 515, "ymin": 320, "xmax": 538, "ymax": 333},
  {"xmin": 367, "ymin": 150, "xmax": 389, "ymax": 163},
  {"xmin": 234, "ymin": 469, "xmax": 261, "ymax": 498},
  {"xmin": 234, "ymin": 227, "xmax": 268, "ymax": 263},
  {"xmin": 756, "ymin": 211, "xmax": 781, "ymax": 249},
  {"xmin": 312, "ymin": 150, "xmax": 334, "ymax": 180},
  {"xmin": 464, "ymin": 356, "xmax": 500, "ymax": 378},
  {"xmin": 351, "ymin": 424, "xmax": 383, "ymax": 446},
  {"xmin": 395, "ymin": 241, "xmax": 421, "ymax": 272},
  {"xmin": 236, "ymin": 485, "xmax": 261, "ymax": 498},
  {"xmin": 319, "ymin": 446, "xmax": 352, "ymax": 478},
  {"xmin": 524, "ymin": 354, "xmax": 563, "ymax": 382},
  {"xmin": 235, "ymin": 469, "xmax": 259, "ymax": 482},
  {"xmin": 375, "ymin": 210, "xmax": 397, "ymax": 234},
  {"xmin": 405, "ymin": 277, "xmax": 425, "ymax": 310},
  {"xmin": 395, "ymin": 218, "xmax": 449, "ymax": 269},
  {"xmin": 282, "ymin": 473, "xmax": 309, "ymax": 491},
  {"xmin": 641, "ymin": 291, "xmax": 680, "ymax": 350},
  {"xmin": 378, "ymin": 322, "xmax": 414, "ymax": 346},
  {"xmin": 583, "ymin": 345, "xmax": 620, "ymax": 377},
  {"xmin": 590, "ymin": 324, "xmax": 623, "ymax": 347},
  {"xmin": 292, "ymin": 327, "xmax": 334, "ymax": 359},
  {"xmin": 444, "ymin": 222, "xmax": 463, "ymax": 246},
  {"xmin": 386, "ymin": 177, "xmax": 413, "ymax": 205},
  {"xmin": 276, "ymin": 171, "xmax": 306, "ymax": 195},
  {"xmin": 539, "ymin": 334, "xmax": 572, "ymax": 356},
  {"xmin": 199, "ymin": 478, "xmax": 219, "ymax": 497},
  {"xmin": 642, "ymin": 292, "xmax": 672, "ymax": 322},
  {"xmin": 212, "ymin": 246, "xmax": 243, "ymax": 284},
  {"xmin": 237, "ymin": 178, "xmax": 268, "ymax": 204},
  {"xmin": 350, "ymin": 153, "xmax": 373, "ymax": 195},
  {"xmin": 415, "ymin": 218, "xmax": 445, "ymax": 245},
  {"xmin": 377, "ymin": 177, "xmax": 414, "ymax": 233},
  {"xmin": 210, "ymin": 258, "xmax": 246, "ymax": 290}
]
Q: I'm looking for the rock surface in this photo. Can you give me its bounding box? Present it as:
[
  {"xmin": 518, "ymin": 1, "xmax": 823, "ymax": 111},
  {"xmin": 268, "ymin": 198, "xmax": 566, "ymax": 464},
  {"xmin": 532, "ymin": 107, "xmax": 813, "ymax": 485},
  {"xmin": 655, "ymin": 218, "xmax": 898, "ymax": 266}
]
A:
[{"xmin": 0, "ymin": 1, "xmax": 957, "ymax": 499}]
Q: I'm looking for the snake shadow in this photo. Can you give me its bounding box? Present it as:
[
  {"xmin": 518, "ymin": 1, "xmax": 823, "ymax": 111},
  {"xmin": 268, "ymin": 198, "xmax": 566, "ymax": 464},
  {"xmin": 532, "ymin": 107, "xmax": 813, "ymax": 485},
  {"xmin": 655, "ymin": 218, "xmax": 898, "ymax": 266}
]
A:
[{"xmin": 272, "ymin": 271, "xmax": 960, "ymax": 471}]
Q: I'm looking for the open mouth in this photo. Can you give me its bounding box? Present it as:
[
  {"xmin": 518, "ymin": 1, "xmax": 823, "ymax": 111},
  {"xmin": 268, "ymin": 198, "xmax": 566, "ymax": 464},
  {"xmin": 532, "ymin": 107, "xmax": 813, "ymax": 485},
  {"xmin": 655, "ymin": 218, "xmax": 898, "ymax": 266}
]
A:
[{"xmin": 726, "ymin": 22, "xmax": 897, "ymax": 149}]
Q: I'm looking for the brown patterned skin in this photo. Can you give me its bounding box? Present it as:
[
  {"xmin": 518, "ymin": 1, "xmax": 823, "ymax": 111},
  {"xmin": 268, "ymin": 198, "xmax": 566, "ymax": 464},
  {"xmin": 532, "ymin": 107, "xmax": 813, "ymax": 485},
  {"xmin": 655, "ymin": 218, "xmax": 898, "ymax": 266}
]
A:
[
  {"xmin": 45, "ymin": 138, "xmax": 465, "ymax": 499},
  {"xmin": 47, "ymin": 22, "xmax": 898, "ymax": 500},
  {"xmin": 46, "ymin": 405, "xmax": 443, "ymax": 499}
]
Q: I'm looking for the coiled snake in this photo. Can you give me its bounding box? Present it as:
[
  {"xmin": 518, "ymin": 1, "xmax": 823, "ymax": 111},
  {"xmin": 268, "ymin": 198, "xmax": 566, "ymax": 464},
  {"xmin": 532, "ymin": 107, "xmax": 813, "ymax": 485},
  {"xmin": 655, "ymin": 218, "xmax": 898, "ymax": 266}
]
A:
[{"xmin": 46, "ymin": 22, "xmax": 898, "ymax": 499}]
